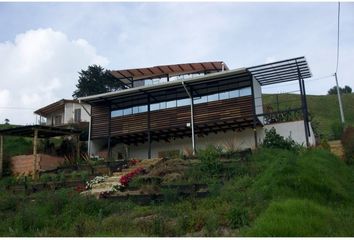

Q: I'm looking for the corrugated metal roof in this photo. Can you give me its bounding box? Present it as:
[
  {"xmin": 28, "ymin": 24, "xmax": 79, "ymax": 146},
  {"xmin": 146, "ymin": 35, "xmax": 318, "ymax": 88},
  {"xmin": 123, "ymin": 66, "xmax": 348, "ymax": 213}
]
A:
[
  {"xmin": 109, "ymin": 61, "xmax": 228, "ymax": 86},
  {"xmin": 34, "ymin": 99, "xmax": 78, "ymax": 116}
]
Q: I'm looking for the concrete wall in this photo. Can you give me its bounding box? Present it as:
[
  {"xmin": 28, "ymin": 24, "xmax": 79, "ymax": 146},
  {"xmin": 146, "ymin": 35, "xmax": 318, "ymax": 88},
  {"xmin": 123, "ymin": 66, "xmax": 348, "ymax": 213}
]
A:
[{"xmin": 92, "ymin": 120, "xmax": 316, "ymax": 160}]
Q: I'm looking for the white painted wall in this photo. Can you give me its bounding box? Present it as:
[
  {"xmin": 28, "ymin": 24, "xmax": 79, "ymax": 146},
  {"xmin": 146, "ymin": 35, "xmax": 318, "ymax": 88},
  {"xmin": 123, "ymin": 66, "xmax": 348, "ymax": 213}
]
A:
[
  {"xmin": 91, "ymin": 120, "xmax": 316, "ymax": 160},
  {"xmin": 64, "ymin": 102, "xmax": 91, "ymax": 124}
]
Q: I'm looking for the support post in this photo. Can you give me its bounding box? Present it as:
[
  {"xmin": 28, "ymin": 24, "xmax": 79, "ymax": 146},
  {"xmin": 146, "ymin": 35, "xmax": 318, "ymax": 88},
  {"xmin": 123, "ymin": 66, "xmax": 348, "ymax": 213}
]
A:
[
  {"xmin": 298, "ymin": 75, "xmax": 310, "ymax": 147},
  {"xmin": 147, "ymin": 95, "xmax": 152, "ymax": 159},
  {"xmin": 190, "ymin": 90, "xmax": 196, "ymax": 155},
  {"xmin": 76, "ymin": 134, "xmax": 80, "ymax": 162},
  {"xmin": 182, "ymin": 81, "xmax": 196, "ymax": 156},
  {"xmin": 33, "ymin": 129, "xmax": 38, "ymax": 180},
  {"xmin": 107, "ymin": 105, "xmax": 112, "ymax": 160},
  {"xmin": 251, "ymin": 77, "xmax": 258, "ymax": 148},
  {"xmin": 0, "ymin": 135, "xmax": 3, "ymax": 178},
  {"xmin": 334, "ymin": 72, "xmax": 345, "ymax": 125},
  {"xmin": 301, "ymin": 78, "xmax": 311, "ymax": 137}
]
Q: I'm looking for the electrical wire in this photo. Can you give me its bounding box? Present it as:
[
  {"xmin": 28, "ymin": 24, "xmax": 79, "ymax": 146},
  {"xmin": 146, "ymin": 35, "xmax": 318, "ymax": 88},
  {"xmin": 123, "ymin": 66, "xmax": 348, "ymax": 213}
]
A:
[{"xmin": 335, "ymin": 2, "xmax": 341, "ymax": 74}]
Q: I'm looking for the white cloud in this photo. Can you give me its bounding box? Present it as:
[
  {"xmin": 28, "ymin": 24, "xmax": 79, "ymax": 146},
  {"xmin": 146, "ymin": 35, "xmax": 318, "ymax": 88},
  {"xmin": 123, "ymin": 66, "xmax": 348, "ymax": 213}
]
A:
[{"xmin": 0, "ymin": 28, "xmax": 108, "ymax": 125}]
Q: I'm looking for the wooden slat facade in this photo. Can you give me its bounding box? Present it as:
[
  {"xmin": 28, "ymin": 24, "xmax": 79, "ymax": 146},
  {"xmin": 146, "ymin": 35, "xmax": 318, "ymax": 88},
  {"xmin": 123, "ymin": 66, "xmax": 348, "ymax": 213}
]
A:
[{"xmin": 91, "ymin": 96, "xmax": 254, "ymax": 140}]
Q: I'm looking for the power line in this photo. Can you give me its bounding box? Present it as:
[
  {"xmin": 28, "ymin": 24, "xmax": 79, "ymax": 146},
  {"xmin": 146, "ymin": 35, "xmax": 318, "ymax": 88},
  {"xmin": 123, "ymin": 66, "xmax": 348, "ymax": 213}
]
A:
[
  {"xmin": 0, "ymin": 107, "xmax": 35, "ymax": 110},
  {"xmin": 336, "ymin": 2, "xmax": 341, "ymax": 73}
]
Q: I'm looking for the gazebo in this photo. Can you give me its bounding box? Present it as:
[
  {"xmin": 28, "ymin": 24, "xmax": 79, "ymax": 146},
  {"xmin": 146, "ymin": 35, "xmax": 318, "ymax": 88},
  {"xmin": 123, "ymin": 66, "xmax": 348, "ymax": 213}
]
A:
[{"xmin": 0, "ymin": 125, "xmax": 81, "ymax": 179}]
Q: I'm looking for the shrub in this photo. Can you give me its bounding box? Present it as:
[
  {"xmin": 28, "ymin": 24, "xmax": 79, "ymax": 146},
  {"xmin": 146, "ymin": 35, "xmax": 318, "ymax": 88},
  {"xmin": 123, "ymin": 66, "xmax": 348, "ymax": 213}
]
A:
[
  {"xmin": 228, "ymin": 207, "xmax": 249, "ymax": 229},
  {"xmin": 197, "ymin": 145, "xmax": 223, "ymax": 176},
  {"xmin": 341, "ymin": 126, "xmax": 354, "ymax": 165},
  {"xmin": 262, "ymin": 127, "xmax": 302, "ymax": 152},
  {"xmin": 330, "ymin": 121, "xmax": 343, "ymax": 140}
]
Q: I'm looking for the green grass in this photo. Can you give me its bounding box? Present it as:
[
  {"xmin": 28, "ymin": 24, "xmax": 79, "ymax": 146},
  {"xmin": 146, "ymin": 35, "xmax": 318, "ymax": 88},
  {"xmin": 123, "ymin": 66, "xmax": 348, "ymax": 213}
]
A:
[
  {"xmin": 263, "ymin": 93, "xmax": 354, "ymax": 138},
  {"xmin": 0, "ymin": 148, "xmax": 354, "ymax": 236}
]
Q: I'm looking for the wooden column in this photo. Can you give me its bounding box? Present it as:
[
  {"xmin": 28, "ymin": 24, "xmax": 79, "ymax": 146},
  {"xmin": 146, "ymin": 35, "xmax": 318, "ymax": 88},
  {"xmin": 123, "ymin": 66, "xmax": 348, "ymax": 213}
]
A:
[
  {"xmin": 147, "ymin": 95, "xmax": 151, "ymax": 159},
  {"xmin": 76, "ymin": 134, "xmax": 80, "ymax": 161},
  {"xmin": 33, "ymin": 129, "xmax": 38, "ymax": 180},
  {"xmin": 0, "ymin": 135, "xmax": 3, "ymax": 178}
]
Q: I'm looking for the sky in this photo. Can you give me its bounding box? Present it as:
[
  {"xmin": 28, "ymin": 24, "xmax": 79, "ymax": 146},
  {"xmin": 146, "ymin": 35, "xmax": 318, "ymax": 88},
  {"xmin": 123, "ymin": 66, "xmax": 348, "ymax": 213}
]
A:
[{"xmin": 0, "ymin": 2, "xmax": 353, "ymax": 125}]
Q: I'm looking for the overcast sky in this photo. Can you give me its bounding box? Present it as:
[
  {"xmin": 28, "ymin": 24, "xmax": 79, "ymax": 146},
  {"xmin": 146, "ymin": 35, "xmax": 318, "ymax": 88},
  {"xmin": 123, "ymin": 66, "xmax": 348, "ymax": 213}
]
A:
[{"xmin": 0, "ymin": 2, "xmax": 353, "ymax": 125}]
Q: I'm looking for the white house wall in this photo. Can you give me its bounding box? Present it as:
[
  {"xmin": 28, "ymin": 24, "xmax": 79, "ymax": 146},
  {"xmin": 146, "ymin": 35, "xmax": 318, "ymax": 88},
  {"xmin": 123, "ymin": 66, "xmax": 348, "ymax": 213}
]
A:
[
  {"xmin": 92, "ymin": 120, "xmax": 316, "ymax": 160},
  {"xmin": 64, "ymin": 103, "xmax": 91, "ymax": 123}
]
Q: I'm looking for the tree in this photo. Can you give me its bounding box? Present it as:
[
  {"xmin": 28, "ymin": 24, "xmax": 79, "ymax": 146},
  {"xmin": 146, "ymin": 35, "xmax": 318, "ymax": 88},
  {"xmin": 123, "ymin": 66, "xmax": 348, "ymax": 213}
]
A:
[
  {"xmin": 327, "ymin": 85, "xmax": 352, "ymax": 95},
  {"xmin": 72, "ymin": 65, "xmax": 126, "ymax": 98},
  {"xmin": 4, "ymin": 118, "xmax": 9, "ymax": 125}
]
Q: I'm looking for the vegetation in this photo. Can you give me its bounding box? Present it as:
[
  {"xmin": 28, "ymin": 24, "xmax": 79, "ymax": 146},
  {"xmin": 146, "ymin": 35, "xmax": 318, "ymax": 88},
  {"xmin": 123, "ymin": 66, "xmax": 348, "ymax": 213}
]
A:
[
  {"xmin": 72, "ymin": 65, "xmax": 127, "ymax": 98},
  {"xmin": 1, "ymin": 146, "xmax": 354, "ymax": 237},
  {"xmin": 341, "ymin": 126, "xmax": 354, "ymax": 165},
  {"xmin": 327, "ymin": 85, "xmax": 352, "ymax": 95}
]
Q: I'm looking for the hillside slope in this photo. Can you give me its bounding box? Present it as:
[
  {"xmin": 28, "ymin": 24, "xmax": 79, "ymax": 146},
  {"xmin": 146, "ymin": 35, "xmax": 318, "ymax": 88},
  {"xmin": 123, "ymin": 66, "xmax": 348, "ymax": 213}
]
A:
[{"xmin": 263, "ymin": 93, "xmax": 354, "ymax": 138}]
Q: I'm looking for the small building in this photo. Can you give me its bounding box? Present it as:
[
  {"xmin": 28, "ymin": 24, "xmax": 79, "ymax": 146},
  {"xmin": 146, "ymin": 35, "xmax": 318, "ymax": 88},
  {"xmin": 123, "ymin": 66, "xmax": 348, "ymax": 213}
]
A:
[
  {"xmin": 34, "ymin": 99, "xmax": 91, "ymax": 127},
  {"xmin": 79, "ymin": 58, "xmax": 316, "ymax": 160}
]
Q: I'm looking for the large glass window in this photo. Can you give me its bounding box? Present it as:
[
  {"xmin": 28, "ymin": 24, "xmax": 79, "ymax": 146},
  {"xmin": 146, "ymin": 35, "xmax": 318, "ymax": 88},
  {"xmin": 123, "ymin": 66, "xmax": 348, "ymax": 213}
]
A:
[
  {"xmin": 230, "ymin": 89, "xmax": 240, "ymax": 98},
  {"xmin": 240, "ymin": 87, "xmax": 252, "ymax": 96},
  {"xmin": 111, "ymin": 86, "xmax": 253, "ymax": 118},
  {"xmin": 159, "ymin": 101, "xmax": 166, "ymax": 110},
  {"xmin": 219, "ymin": 91, "xmax": 229, "ymax": 100},
  {"xmin": 208, "ymin": 93, "xmax": 219, "ymax": 102},
  {"xmin": 151, "ymin": 103, "xmax": 159, "ymax": 111},
  {"xmin": 123, "ymin": 108, "xmax": 132, "ymax": 115},
  {"xmin": 132, "ymin": 106, "xmax": 140, "ymax": 114},
  {"xmin": 194, "ymin": 95, "xmax": 207, "ymax": 104},
  {"xmin": 177, "ymin": 98, "xmax": 191, "ymax": 107},
  {"xmin": 166, "ymin": 100, "xmax": 176, "ymax": 108},
  {"xmin": 139, "ymin": 105, "xmax": 148, "ymax": 113},
  {"xmin": 111, "ymin": 109, "xmax": 123, "ymax": 117}
]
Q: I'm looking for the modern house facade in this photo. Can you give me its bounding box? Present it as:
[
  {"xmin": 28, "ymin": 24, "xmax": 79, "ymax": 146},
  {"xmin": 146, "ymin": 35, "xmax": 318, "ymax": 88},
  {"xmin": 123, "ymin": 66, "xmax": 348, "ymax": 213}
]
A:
[
  {"xmin": 34, "ymin": 99, "xmax": 91, "ymax": 127},
  {"xmin": 79, "ymin": 58, "xmax": 316, "ymax": 160}
]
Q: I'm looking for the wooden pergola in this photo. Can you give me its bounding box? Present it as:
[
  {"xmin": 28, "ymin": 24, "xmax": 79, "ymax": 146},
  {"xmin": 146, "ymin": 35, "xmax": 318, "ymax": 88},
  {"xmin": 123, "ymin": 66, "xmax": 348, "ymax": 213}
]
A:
[{"xmin": 0, "ymin": 125, "xmax": 81, "ymax": 179}]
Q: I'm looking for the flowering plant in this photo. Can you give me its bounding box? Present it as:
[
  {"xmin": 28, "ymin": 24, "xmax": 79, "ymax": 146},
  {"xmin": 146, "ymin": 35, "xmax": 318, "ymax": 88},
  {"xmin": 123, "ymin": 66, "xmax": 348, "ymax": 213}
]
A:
[
  {"xmin": 85, "ymin": 175, "xmax": 108, "ymax": 190},
  {"xmin": 119, "ymin": 167, "xmax": 145, "ymax": 187}
]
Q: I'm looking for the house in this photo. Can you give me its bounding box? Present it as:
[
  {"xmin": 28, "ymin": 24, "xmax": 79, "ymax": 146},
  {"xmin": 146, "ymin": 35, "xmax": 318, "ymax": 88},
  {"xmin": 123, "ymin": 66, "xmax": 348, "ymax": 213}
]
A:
[
  {"xmin": 34, "ymin": 99, "xmax": 91, "ymax": 127},
  {"xmin": 79, "ymin": 58, "xmax": 316, "ymax": 160}
]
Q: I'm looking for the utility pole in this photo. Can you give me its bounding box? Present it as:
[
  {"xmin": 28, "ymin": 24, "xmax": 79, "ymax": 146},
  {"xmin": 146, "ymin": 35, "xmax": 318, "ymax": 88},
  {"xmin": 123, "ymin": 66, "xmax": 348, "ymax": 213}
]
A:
[{"xmin": 334, "ymin": 72, "xmax": 345, "ymax": 125}]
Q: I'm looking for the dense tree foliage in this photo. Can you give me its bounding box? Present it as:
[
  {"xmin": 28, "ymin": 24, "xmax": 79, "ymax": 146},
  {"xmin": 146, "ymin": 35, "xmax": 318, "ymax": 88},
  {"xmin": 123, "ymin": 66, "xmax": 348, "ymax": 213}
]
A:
[
  {"xmin": 72, "ymin": 65, "xmax": 126, "ymax": 98},
  {"xmin": 327, "ymin": 85, "xmax": 352, "ymax": 95}
]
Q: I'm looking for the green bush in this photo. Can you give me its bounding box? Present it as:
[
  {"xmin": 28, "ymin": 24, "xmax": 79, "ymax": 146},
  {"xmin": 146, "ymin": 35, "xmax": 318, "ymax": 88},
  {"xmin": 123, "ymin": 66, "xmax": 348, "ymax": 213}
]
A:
[
  {"xmin": 262, "ymin": 127, "xmax": 302, "ymax": 152},
  {"xmin": 228, "ymin": 207, "xmax": 249, "ymax": 229},
  {"xmin": 330, "ymin": 121, "xmax": 343, "ymax": 140},
  {"xmin": 197, "ymin": 145, "xmax": 223, "ymax": 176},
  {"xmin": 341, "ymin": 126, "xmax": 354, "ymax": 165}
]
